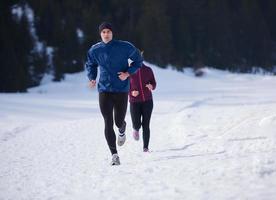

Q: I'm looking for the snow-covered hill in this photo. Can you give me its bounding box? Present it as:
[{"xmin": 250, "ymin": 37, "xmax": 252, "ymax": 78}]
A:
[{"xmin": 1, "ymin": 64, "xmax": 276, "ymax": 200}]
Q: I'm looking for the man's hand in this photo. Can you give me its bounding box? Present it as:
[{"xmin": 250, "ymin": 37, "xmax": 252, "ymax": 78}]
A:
[
  {"xmin": 131, "ymin": 90, "xmax": 139, "ymax": 97},
  {"xmin": 146, "ymin": 83, "xmax": 153, "ymax": 91},
  {"xmin": 118, "ymin": 72, "xmax": 130, "ymax": 81},
  {"xmin": 88, "ymin": 80, "xmax": 96, "ymax": 88}
]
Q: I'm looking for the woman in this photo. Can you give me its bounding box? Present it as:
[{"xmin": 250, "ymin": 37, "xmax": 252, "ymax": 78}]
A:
[{"xmin": 129, "ymin": 62, "xmax": 156, "ymax": 152}]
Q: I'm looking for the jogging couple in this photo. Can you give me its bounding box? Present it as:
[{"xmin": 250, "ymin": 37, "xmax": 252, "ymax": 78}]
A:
[{"xmin": 85, "ymin": 22, "xmax": 156, "ymax": 165}]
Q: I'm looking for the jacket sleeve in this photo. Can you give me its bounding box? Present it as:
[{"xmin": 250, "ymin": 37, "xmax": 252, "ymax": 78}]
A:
[
  {"xmin": 127, "ymin": 46, "xmax": 143, "ymax": 75},
  {"xmin": 85, "ymin": 49, "xmax": 98, "ymax": 81},
  {"xmin": 149, "ymin": 68, "xmax": 157, "ymax": 90}
]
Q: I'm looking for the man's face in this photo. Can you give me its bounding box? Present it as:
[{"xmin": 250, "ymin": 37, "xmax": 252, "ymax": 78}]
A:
[{"xmin": 100, "ymin": 29, "xmax": 113, "ymax": 43}]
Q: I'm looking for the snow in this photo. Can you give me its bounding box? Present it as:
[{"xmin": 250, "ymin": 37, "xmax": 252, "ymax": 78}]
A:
[
  {"xmin": 1, "ymin": 63, "xmax": 276, "ymax": 200},
  {"xmin": 23, "ymin": 3, "xmax": 44, "ymax": 54},
  {"xmin": 11, "ymin": 5, "xmax": 24, "ymax": 22},
  {"xmin": 76, "ymin": 28, "xmax": 84, "ymax": 38},
  {"xmin": 76, "ymin": 28, "xmax": 84, "ymax": 44},
  {"xmin": 45, "ymin": 47, "xmax": 55, "ymax": 75}
]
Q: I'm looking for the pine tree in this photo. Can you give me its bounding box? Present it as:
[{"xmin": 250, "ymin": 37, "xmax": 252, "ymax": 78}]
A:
[
  {"xmin": 0, "ymin": 1, "xmax": 33, "ymax": 92},
  {"xmin": 137, "ymin": 0, "xmax": 173, "ymax": 67}
]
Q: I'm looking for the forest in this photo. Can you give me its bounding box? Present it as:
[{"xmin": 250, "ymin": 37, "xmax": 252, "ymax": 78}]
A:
[{"xmin": 1, "ymin": 0, "xmax": 276, "ymax": 92}]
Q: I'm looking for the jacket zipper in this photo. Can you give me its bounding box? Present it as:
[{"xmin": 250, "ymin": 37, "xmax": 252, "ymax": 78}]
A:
[{"xmin": 139, "ymin": 70, "xmax": 145, "ymax": 102}]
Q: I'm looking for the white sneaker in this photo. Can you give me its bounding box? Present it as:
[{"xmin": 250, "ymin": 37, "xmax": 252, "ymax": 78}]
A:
[
  {"xmin": 117, "ymin": 134, "xmax": 126, "ymax": 146},
  {"xmin": 117, "ymin": 121, "xmax": 126, "ymax": 146},
  {"xmin": 110, "ymin": 154, "xmax": 120, "ymax": 165}
]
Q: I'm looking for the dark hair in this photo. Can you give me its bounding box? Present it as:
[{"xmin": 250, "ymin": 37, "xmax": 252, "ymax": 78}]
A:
[{"xmin": 98, "ymin": 22, "xmax": 113, "ymax": 33}]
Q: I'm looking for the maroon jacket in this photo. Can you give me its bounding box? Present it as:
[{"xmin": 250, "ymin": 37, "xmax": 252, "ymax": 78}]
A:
[{"xmin": 129, "ymin": 64, "xmax": 156, "ymax": 103}]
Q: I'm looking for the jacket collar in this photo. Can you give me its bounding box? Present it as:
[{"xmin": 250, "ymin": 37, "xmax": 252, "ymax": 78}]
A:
[{"xmin": 101, "ymin": 39, "xmax": 114, "ymax": 46}]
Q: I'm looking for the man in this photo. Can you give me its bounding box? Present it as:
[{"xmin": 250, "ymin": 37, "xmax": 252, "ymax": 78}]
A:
[{"xmin": 85, "ymin": 22, "xmax": 143, "ymax": 165}]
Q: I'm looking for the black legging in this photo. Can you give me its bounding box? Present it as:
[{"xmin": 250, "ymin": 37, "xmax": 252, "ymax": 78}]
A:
[
  {"xmin": 99, "ymin": 92, "xmax": 128, "ymax": 155},
  {"xmin": 130, "ymin": 99, "xmax": 153, "ymax": 149}
]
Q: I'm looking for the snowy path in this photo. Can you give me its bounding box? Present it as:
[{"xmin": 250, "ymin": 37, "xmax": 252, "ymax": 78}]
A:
[{"xmin": 1, "ymin": 66, "xmax": 276, "ymax": 200}]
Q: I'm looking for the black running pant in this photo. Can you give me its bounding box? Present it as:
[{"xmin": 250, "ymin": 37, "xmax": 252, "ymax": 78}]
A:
[
  {"xmin": 130, "ymin": 99, "xmax": 153, "ymax": 149},
  {"xmin": 99, "ymin": 92, "xmax": 128, "ymax": 155}
]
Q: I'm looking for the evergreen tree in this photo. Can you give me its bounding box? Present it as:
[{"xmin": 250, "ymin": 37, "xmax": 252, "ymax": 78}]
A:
[
  {"xmin": 205, "ymin": 0, "xmax": 235, "ymax": 69},
  {"xmin": 137, "ymin": 0, "xmax": 173, "ymax": 67},
  {"xmin": 166, "ymin": 0, "xmax": 193, "ymax": 68},
  {"xmin": 0, "ymin": 1, "xmax": 32, "ymax": 92}
]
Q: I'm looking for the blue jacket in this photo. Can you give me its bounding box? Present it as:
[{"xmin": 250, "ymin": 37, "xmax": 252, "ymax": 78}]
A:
[{"xmin": 85, "ymin": 39, "xmax": 143, "ymax": 92}]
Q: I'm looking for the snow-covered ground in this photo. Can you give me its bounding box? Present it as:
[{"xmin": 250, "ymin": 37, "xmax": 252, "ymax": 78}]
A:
[{"xmin": 1, "ymin": 63, "xmax": 276, "ymax": 200}]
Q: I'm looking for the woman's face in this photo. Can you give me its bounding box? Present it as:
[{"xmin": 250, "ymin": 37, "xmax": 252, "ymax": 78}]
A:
[{"xmin": 100, "ymin": 29, "xmax": 113, "ymax": 43}]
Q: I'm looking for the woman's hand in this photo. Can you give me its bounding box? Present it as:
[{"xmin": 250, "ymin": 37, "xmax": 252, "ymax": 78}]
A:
[
  {"xmin": 131, "ymin": 90, "xmax": 139, "ymax": 97},
  {"xmin": 146, "ymin": 83, "xmax": 153, "ymax": 91}
]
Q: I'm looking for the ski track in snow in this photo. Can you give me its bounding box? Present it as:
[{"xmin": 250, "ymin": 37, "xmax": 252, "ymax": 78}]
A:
[{"xmin": 1, "ymin": 66, "xmax": 276, "ymax": 200}]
